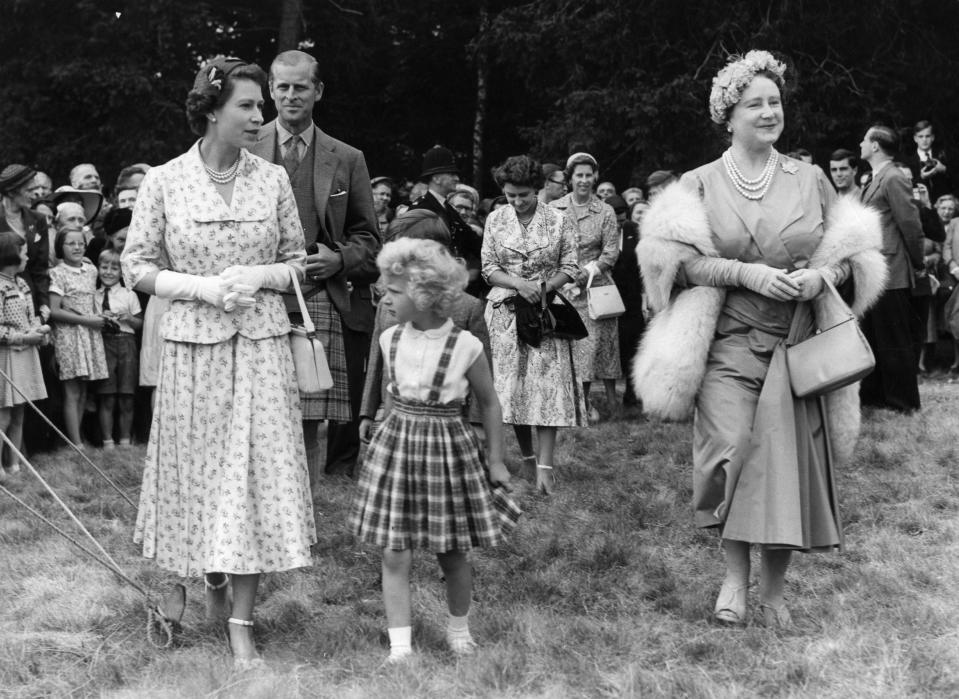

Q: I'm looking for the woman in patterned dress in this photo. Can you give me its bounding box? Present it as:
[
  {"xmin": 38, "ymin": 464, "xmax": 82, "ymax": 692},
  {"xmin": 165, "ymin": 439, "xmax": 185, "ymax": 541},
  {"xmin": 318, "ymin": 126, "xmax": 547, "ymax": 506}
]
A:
[
  {"xmin": 121, "ymin": 57, "xmax": 313, "ymax": 670},
  {"xmin": 550, "ymin": 153, "xmax": 621, "ymax": 422},
  {"xmin": 482, "ymin": 155, "xmax": 585, "ymax": 494}
]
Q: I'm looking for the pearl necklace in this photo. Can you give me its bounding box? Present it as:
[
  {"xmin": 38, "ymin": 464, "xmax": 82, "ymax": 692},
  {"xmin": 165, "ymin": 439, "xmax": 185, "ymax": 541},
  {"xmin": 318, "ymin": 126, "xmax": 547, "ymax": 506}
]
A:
[
  {"xmin": 722, "ymin": 149, "xmax": 778, "ymax": 200},
  {"xmin": 204, "ymin": 155, "xmax": 240, "ymax": 184}
]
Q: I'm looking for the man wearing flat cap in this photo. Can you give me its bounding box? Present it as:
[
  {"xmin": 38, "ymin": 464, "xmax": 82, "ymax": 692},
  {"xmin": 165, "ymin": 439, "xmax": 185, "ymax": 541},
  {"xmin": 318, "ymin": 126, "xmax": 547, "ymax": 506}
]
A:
[
  {"xmin": 0, "ymin": 164, "xmax": 50, "ymax": 318},
  {"xmin": 252, "ymin": 49, "xmax": 380, "ymax": 483},
  {"xmin": 409, "ymin": 145, "xmax": 484, "ymax": 296}
]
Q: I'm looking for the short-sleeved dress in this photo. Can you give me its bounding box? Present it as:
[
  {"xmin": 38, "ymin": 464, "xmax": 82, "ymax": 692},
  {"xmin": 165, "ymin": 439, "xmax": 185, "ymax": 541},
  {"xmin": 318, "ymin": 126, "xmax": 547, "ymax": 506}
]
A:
[
  {"xmin": 550, "ymin": 194, "xmax": 622, "ymax": 381},
  {"xmin": 0, "ymin": 274, "xmax": 47, "ymax": 406},
  {"xmin": 49, "ymin": 261, "xmax": 108, "ymax": 381},
  {"xmin": 482, "ymin": 204, "xmax": 586, "ymax": 426},
  {"xmin": 121, "ymin": 143, "xmax": 315, "ymax": 577},
  {"xmin": 350, "ymin": 320, "xmax": 521, "ymax": 552}
]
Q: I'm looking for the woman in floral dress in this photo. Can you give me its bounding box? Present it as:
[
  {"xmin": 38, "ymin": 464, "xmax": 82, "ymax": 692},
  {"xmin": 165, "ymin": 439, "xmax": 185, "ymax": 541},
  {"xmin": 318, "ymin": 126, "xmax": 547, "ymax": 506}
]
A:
[
  {"xmin": 482, "ymin": 155, "xmax": 585, "ymax": 494},
  {"xmin": 550, "ymin": 153, "xmax": 621, "ymax": 421},
  {"xmin": 121, "ymin": 57, "xmax": 313, "ymax": 670}
]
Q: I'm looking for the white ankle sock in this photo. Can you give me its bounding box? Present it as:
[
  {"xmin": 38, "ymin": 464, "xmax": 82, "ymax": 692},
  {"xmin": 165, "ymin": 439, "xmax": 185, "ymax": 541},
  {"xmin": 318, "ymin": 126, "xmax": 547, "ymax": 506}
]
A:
[
  {"xmin": 447, "ymin": 612, "xmax": 469, "ymax": 634},
  {"xmin": 387, "ymin": 626, "xmax": 412, "ymax": 656}
]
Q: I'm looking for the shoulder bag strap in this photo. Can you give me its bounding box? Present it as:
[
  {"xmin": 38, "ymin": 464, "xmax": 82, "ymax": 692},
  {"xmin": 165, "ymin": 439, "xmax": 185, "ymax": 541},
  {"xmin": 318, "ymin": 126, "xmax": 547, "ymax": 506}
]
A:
[{"xmin": 289, "ymin": 266, "xmax": 315, "ymax": 335}]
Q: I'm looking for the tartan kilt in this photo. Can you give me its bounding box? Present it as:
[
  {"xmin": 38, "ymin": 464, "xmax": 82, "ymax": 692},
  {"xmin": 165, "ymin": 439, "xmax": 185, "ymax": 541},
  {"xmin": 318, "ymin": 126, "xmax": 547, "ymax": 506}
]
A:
[
  {"xmin": 296, "ymin": 292, "xmax": 351, "ymax": 422},
  {"xmin": 350, "ymin": 399, "xmax": 521, "ymax": 552}
]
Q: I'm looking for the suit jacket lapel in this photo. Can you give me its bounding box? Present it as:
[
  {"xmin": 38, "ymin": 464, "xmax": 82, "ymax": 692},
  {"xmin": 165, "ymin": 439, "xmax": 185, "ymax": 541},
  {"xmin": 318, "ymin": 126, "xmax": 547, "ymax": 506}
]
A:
[
  {"xmin": 861, "ymin": 166, "xmax": 886, "ymax": 205},
  {"xmin": 252, "ymin": 122, "xmax": 277, "ymax": 163},
  {"xmin": 313, "ymin": 126, "xmax": 336, "ymax": 234}
]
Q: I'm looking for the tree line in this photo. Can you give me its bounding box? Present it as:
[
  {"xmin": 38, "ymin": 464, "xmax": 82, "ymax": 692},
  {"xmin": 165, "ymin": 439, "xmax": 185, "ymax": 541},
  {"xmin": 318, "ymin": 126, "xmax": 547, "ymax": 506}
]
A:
[{"xmin": 2, "ymin": 0, "xmax": 957, "ymax": 194}]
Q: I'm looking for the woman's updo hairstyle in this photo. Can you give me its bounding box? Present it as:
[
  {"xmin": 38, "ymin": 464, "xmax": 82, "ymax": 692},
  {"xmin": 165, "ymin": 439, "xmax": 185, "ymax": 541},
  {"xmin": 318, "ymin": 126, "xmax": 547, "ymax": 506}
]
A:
[
  {"xmin": 564, "ymin": 152, "xmax": 599, "ymax": 182},
  {"xmin": 185, "ymin": 56, "xmax": 268, "ymax": 136},
  {"xmin": 492, "ymin": 155, "xmax": 544, "ymax": 190}
]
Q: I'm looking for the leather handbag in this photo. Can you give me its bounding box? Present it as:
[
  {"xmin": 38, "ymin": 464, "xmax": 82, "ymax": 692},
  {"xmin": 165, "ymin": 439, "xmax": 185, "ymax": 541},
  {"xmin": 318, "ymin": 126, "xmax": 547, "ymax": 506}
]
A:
[
  {"xmin": 288, "ymin": 267, "xmax": 334, "ymax": 393},
  {"xmin": 545, "ymin": 288, "xmax": 588, "ymax": 340},
  {"xmin": 785, "ymin": 277, "xmax": 874, "ymax": 398},
  {"xmin": 585, "ymin": 270, "xmax": 626, "ymax": 320}
]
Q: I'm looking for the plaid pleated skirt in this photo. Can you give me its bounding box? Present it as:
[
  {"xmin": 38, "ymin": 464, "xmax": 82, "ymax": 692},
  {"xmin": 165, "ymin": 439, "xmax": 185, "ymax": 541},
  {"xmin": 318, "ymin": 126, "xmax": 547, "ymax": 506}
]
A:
[
  {"xmin": 350, "ymin": 398, "xmax": 521, "ymax": 552},
  {"xmin": 297, "ymin": 292, "xmax": 351, "ymax": 422}
]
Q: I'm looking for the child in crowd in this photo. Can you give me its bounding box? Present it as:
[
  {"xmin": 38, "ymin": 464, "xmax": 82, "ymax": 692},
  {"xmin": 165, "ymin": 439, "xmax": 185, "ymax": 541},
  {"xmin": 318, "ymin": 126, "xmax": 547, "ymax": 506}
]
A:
[
  {"xmin": 349, "ymin": 238, "xmax": 520, "ymax": 662},
  {"xmin": 48, "ymin": 229, "xmax": 108, "ymax": 447},
  {"xmin": 0, "ymin": 232, "xmax": 50, "ymax": 478},
  {"xmin": 94, "ymin": 247, "xmax": 142, "ymax": 447}
]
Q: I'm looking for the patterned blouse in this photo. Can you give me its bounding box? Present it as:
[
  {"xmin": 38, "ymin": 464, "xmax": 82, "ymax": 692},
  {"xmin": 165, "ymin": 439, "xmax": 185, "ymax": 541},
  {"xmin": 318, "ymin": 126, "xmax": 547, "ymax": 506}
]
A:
[
  {"xmin": 481, "ymin": 203, "xmax": 580, "ymax": 304},
  {"xmin": 121, "ymin": 142, "xmax": 306, "ymax": 344},
  {"xmin": 550, "ymin": 193, "xmax": 619, "ymax": 287},
  {"xmin": 0, "ymin": 274, "xmax": 41, "ymax": 345}
]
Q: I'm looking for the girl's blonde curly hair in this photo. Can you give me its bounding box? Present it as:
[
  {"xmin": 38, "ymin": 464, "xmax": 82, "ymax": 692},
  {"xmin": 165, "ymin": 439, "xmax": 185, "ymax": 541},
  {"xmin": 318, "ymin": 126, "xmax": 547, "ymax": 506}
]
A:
[{"xmin": 377, "ymin": 238, "xmax": 468, "ymax": 315}]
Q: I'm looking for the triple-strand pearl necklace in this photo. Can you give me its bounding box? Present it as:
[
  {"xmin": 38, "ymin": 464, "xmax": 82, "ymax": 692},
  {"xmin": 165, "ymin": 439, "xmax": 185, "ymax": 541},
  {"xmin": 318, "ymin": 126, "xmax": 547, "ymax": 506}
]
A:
[
  {"xmin": 722, "ymin": 148, "xmax": 778, "ymax": 200},
  {"xmin": 204, "ymin": 155, "xmax": 240, "ymax": 184}
]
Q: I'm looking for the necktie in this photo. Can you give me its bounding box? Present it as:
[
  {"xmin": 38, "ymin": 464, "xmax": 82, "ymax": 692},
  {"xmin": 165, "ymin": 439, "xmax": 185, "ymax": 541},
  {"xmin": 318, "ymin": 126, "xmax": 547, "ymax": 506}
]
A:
[
  {"xmin": 283, "ymin": 136, "xmax": 300, "ymax": 177},
  {"xmin": 102, "ymin": 286, "xmax": 110, "ymax": 311}
]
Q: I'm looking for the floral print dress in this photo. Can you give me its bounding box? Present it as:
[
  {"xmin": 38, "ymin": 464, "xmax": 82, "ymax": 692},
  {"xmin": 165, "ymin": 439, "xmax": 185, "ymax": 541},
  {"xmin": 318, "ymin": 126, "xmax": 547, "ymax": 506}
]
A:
[
  {"xmin": 550, "ymin": 194, "xmax": 622, "ymax": 381},
  {"xmin": 482, "ymin": 204, "xmax": 586, "ymax": 427},
  {"xmin": 121, "ymin": 143, "xmax": 315, "ymax": 577},
  {"xmin": 49, "ymin": 261, "xmax": 108, "ymax": 381}
]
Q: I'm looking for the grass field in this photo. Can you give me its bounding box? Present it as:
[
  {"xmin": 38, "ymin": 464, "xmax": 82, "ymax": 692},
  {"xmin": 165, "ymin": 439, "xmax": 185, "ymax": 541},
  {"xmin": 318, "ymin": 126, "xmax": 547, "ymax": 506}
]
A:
[{"xmin": 1, "ymin": 379, "xmax": 958, "ymax": 698}]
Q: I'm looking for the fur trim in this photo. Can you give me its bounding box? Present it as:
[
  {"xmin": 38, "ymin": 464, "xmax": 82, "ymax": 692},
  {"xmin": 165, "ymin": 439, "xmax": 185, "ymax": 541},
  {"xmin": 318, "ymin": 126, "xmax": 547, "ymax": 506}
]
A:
[
  {"xmin": 631, "ymin": 186, "xmax": 885, "ymax": 467},
  {"xmin": 808, "ymin": 195, "xmax": 887, "ymax": 317},
  {"xmin": 638, "ymin": 183, "xmax": 716, "ymax": 312},
  {"xmin": 632, "ymin": 286, "xmax": 725, "ymax": 420}
]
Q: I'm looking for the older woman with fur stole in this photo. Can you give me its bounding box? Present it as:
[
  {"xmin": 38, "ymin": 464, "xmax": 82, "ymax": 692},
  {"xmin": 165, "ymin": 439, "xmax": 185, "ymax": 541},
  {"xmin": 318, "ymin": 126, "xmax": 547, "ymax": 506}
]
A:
[{"xmin": 632, "ymin": 51, "xmax": 886, "ymax": 628}]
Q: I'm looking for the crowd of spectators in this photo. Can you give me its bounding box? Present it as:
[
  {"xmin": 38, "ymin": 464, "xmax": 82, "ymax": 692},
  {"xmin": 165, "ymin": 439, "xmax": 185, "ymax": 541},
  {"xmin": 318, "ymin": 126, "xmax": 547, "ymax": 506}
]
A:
[{"xmin": 1, "ymin": 118, "xmax": 953, "ymax": 467}]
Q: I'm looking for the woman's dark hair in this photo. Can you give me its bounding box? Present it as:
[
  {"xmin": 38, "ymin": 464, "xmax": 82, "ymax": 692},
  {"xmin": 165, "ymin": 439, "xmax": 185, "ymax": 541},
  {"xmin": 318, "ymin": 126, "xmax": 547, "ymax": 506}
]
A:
[
  {"xmin": 185, "ymin": 62, "xmax": 268, "ymax": 136},
  {"xmin": 0, "ymin": 230, "xmax": 23, "ymax": 268},
  {"xmin": 54, "ymin": 228, "xmax": 85, "ymax": 260},
  {"xmin": 384, "ymin": 209, "xmax": 452, "ymax": 247},
  {"xmin": 492, "ymin": 155, "xmax": 544, "ymax": 190}
]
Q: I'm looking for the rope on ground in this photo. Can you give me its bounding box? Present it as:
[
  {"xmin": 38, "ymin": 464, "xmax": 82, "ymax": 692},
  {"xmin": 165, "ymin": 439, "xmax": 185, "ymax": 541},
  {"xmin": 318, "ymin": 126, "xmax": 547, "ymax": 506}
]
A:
[{"xmin": 0, "ymin": 365, "xmax": 136, "ymax": 509}]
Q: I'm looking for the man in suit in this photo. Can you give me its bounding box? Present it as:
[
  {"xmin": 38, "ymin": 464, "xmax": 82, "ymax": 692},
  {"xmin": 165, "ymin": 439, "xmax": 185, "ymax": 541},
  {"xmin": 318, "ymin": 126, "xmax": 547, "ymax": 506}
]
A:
[
  {"xmin": 252, "ymin": 50, "xmax": 380, "ymax": 486},
  {"xmin": 859, "ymin": 125, "xmax": 925, "ymax": 412},
  {"xmin": 409, "ymin": 146, "xmax": 484, "ymax": 296}
]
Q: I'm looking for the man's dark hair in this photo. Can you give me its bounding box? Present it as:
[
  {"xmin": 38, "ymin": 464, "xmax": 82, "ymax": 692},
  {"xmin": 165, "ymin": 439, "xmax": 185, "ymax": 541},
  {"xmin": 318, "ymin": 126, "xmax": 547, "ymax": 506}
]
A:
[{"xmin": 867, "ymin": 125, "xmax": 900, "ymax": 156}]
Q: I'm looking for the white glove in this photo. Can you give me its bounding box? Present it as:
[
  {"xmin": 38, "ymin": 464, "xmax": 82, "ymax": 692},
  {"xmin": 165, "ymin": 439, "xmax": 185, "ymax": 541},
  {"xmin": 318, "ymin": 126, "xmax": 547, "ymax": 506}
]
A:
[
  {"xmin": 735, "ymin": 262, "xmax": 799, "ymax": 299},
  {"xmin": 220, "ymin": 264, "xmax": 292, "ymax": 294},
  {"xmin": 583, "ymin": 261, "xmax": 601, "ymax": 286},
  {"xmin": 154, "ymin": 270, "xmax": 233, "ymax": 310}
]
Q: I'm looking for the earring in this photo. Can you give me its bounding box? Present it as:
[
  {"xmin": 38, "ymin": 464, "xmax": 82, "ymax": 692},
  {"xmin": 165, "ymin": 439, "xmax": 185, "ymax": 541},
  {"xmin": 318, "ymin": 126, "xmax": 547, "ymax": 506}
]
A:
[
  {"xmin": 209, "ymin": 115, "xmax": 217, "ymax": 123},
  {"xmin": 726, "ymin": 124, "xmax": 732, "ymax": 133}
]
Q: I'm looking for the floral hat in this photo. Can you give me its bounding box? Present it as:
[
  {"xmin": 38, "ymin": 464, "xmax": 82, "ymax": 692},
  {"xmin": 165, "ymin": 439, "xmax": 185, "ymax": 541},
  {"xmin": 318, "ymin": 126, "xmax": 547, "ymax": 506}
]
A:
[{"xmin": 709, "ymin": 50, "xmax": 786, "ymax": 124}]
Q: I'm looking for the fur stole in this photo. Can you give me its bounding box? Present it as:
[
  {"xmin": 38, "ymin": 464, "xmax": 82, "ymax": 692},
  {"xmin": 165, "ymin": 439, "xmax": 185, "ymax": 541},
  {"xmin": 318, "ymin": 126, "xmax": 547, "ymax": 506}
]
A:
[{"xmin": 632, "ymin": 183, "xmax": 886, "ymax": 465}]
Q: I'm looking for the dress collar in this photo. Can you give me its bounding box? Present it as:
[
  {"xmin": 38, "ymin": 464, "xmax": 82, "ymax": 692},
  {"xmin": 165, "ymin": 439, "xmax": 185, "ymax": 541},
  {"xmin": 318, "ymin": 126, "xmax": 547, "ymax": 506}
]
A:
[{"xmin": 405, "ymin": 318, "xmax": 453, "ymax": 339}]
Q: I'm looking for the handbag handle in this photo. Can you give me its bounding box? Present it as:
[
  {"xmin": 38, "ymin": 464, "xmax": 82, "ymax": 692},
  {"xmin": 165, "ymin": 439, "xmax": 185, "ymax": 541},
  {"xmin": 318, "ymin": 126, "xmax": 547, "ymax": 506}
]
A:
[
  {"xmin": 786, "ymin": 273, "xmax": 852, "ymax": 342},
  {"xmin": 289, "ymin": 266, "xmax": 316, "ymax": 335}
]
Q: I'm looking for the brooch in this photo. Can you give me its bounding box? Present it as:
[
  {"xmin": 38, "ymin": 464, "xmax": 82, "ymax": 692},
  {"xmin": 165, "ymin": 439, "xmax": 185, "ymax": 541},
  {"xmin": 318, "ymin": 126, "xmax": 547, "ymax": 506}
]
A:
[{"xmin": 781, "ymin": 159, "xmax": 798, "ymax": 175}]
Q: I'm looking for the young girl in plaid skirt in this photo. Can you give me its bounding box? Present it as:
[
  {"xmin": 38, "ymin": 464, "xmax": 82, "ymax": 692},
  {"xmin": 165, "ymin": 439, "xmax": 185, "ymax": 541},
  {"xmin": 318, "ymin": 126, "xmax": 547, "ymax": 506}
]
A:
[{"xmin": 350, "ymin": 238, "xmax": 520, "ymax": 662}]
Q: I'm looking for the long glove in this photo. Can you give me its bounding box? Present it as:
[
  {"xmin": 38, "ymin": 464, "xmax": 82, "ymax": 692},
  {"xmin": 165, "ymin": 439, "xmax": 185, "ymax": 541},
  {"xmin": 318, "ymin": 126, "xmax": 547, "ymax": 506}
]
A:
[
  {"xmin": 154, "ymin": 270, "xmax": 231, "ymax": 309},
  {"xmin": 220, "ymin": 264, "xmax": 292, "ymax": 294},
  {"xmin": 682, "ymin": 257, "xmax": 793, "ymax": 298}
]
